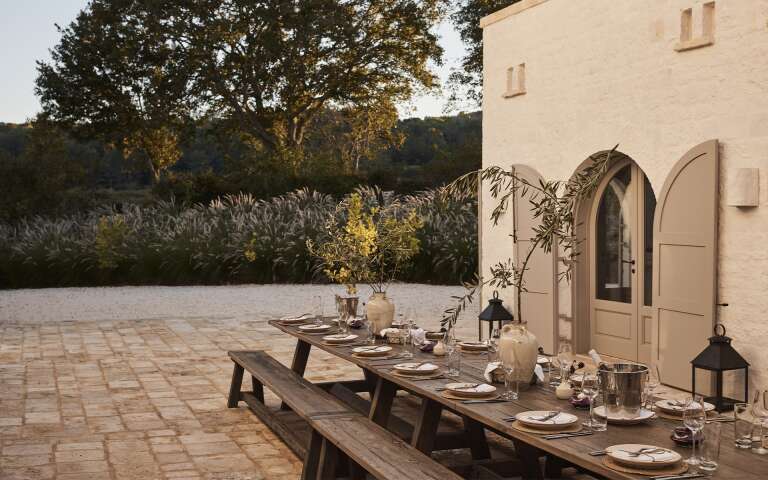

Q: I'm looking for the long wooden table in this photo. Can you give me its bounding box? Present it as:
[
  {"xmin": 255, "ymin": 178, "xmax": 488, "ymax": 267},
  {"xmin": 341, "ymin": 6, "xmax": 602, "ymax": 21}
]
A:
[{"xmin": 269, "ymin": 320, "xmax": 768, "ymax": 479}]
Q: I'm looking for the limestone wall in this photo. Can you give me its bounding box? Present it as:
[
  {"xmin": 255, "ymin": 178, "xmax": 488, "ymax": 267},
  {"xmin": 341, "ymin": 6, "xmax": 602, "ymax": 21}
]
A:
[{"xmin": 481, "ymin": 0, "xmax": 768, "ymax": 391}]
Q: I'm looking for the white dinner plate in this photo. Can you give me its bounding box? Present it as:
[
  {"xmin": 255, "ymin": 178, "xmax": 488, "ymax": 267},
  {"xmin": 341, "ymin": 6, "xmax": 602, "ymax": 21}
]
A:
[
  {"xmin": 352, "ymin": 345, "xmax": 392, "ymax": 357},
  {"xmin": 516, "ymin": 411, "xmax": 579, "ymax": 430},
  {"xmin": 298, "ymin": 324, "xmax": 332, "ymax": 332},
  {"xmin": 322, "ymin": 334, "xmax": 357, "ymax": 344},
  {"xmin": 459, "ymin": 341, "xmax": 488, "ymax": 351},
  {"xmin": 606, "ymin": 444, "xmax": 681, "ymax": 469},
  {"xmin": 655, "ymin": 399, "xmax": 716, "ymax": 414},
  {"xmin": 593, "ymin": 406, "xmax": 655, "ymax": 424},
  {"xmin": 280, "ymin": 313, "xmax": 313, "ymax": 323},
  {"xmin": 392, "ymin": 363, "xmax": 440, "ymax": 375},
  {"xmin": 444, "ymin": 383, "xmax": 496, "ymax": 398}
]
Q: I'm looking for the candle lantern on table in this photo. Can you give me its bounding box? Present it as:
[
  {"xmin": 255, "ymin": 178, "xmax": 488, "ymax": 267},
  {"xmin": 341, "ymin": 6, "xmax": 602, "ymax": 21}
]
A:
[
  {"xmin": 691, "ymin": 323, "xmax": 750, "ymax": 412},
  {"xmin": 478, "ymin": 290, "xmax": 514, "ymax": 341}
]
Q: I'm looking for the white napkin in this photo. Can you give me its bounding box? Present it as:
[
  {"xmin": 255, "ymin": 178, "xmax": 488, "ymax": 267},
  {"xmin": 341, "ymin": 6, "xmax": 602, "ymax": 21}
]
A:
[
  {"xmin": 410, "ymin": 328, "xmax": 426, "ymax": 345},
  {"xmin": 380, "ymin": 328, "xmax": 400, "ymax": 337},
  {"xmin": 534, "ymin": 364, "xmax": 545, "ymax": 382},
  {"xmin": 484, "ymin": 361, "xmax": 501, "ymax": 382}
]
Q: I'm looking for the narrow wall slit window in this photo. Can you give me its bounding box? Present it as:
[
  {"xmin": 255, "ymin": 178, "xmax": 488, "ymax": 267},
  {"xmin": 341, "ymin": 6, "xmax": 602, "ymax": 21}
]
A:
[{"xmin": 504, "ymin": 63, "xmax": 526, "ymax": 98}]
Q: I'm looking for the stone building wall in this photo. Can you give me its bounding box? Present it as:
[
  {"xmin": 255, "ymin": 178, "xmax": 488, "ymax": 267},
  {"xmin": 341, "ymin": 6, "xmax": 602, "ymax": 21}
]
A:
[{"xmin": 481, "ymin": 0, "xmax": 768, "ymax": 391}]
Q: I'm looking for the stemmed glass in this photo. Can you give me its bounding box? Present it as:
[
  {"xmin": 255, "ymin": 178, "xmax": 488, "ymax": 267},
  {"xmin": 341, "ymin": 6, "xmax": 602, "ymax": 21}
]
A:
[
  {"xmin": 645, "ymin": 365, "xmax": 661, "ymax": 411},
  {"xmin": 500, "ymin": 355, "xmax": 518, "ymax": 400},
  {"xmin": 683, "ymin": 395, "xmax": 706, "ymax": 468},
  {"xmin": 751, "ymin": 390, "xmax": 768, "ymax": 455},
  {"xmin": 335, "ymin": 295, "xmax": 348, "ymax": 335},
  {"xmin": 581, "ymin": 373, "xmax": 600, "ymax": 429},
  {"xmin": 402, "ymin": 308, "xmax": 416, "ymax": 359},
  {"xmin": 557, "ymin": 343, "xmax": 573, "ymax": 383}
]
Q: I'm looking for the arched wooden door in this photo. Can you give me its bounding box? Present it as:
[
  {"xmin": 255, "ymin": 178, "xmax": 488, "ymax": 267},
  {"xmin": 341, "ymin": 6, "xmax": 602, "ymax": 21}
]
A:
[
  {"xmin": 589, "ymin": 160, "xmax": 656, "ymax": 363},
  {"xmin": 512, "ymin": 165, "xmax": 557, "ymax": 354},
  {"xmin": 653, "ymin": 140, "xmax": 719, "ymax": 390}
]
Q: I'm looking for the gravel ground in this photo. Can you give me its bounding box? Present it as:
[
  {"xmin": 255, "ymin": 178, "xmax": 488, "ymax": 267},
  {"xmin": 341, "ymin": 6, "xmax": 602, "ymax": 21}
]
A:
[{"xmin": 0, "ymin": 283, "xmax": 479, "ymax": 335}]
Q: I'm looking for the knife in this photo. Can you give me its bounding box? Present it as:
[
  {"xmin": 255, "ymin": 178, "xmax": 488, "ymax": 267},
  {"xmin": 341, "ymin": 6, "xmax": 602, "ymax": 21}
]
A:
[
  {"xmin": 650, "ymin": 474, "xmax": 707, "ymax": 480},
  {"xmin": 460, "ymin": 399, "xmax": 510, "ymax": 404},
  {"xmin": 542, "ymin": 431, "xmax": 594, "ymax": 440}
]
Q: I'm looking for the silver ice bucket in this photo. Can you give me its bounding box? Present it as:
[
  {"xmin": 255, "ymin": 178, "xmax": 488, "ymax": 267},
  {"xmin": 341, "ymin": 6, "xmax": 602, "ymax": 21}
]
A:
[{"xmin": 598, "ymin": 363, "xmax": 648, "ymax": 417}]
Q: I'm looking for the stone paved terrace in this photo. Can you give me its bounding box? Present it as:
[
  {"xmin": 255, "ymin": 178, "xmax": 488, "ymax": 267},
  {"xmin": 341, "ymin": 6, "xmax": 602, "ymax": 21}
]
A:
[{"xmin": 0, "ymin": 284, "xmax": 478, "ymax": 480}]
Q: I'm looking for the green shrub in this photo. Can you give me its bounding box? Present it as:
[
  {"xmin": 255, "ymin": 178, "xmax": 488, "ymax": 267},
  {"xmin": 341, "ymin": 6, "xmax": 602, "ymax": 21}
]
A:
[{"xmin": 0, "ymin": 187, "xmax": 476, "ymax": 288}]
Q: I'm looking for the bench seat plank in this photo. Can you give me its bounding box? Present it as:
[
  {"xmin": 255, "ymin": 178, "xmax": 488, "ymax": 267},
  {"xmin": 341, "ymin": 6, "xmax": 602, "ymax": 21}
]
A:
[
  {"xmin": 229, "ymin": 350, "xmax": 353, "ymax": 420},
  {"xmin": 311, "ymin": 415, "xmax": 463, "ymax": 480}
]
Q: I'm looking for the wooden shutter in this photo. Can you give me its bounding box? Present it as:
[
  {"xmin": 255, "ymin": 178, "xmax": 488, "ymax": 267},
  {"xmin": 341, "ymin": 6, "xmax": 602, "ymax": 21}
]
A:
[
  {"xmin": 652, "ymin": 140, "xmax": 719, "ymax": 390},
  {"xmin": 513, "ymin": 165, "xmax": 557, "ymax": 354}
]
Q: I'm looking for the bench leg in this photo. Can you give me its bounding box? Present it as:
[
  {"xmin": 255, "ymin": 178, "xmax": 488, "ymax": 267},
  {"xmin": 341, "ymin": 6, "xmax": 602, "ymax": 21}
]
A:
[
  {"xmin": 301, "ymin": 430, "xmax": 323, "ymax": 480},
  {"xmin": 362, "ymin": 368, "xmax": 378, "ymax": 398},
  {"xmin": 317, "ymin": 438, "xmax": 339, "ymax": 480},
  {"xmin": 282, "ymin": 340, "xmax": 312, "ymax": 411},
  {"xmin": 411, "ymin": 397, "xmax": 443, "ymax": 454},
  {"xmin": 369, "ymin": 377, "xmax": 397, "ymax": 427},
  {"xmin": 463, "ymin": 416, "xmax": 491, "ymax": 460},
  {"xmin": 252, "ymin": 375, "xmax": 264, "ymax": 403},
  {"xmin": 227, "ymin": 363, "xmax": 245, "ymax": 408}
]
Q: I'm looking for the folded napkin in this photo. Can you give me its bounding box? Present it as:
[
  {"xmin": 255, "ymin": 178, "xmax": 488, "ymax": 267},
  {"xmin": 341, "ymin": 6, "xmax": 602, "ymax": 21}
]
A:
[
  {"xmin": 380, "ymin": 328, "xmax": 401, "ymax": 338},
  {"xmin": 484, "ymin": 362, "xmax": 545, "ymax": 382},
  {"xmin": 410, "ymin": 328, "xmax": 426, "ymax": 345},
  {"xmin": 280, "ymin": 313, "xmax": 312, "ymax": 321}
]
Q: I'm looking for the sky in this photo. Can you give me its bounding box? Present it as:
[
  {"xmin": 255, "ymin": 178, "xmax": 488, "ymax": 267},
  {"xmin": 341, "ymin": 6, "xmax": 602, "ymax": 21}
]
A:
[{"xmin": 0, "ymin": 1, "xmax": 469, "ymax": 124}]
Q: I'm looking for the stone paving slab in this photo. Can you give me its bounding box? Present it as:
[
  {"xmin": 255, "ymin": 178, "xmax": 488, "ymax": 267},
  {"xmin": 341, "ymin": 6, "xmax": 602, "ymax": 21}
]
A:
[{"xmin": 0, "ymin": 285, "xmax": 479, "ymax": 479}]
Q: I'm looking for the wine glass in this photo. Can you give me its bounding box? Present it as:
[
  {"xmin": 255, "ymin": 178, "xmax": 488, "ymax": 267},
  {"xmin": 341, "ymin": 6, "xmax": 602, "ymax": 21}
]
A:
[
  {"xmin": 752, "ymin": 390, "xmax": 768, "ymax": 455},
  {"xmin": 557, "ymin": 343, "xmax": 573, "ymax": 382},
  {"xmin": 645, "ymin": 365, "xmax": 661, "ymax": 411},
  {"xmin": 402, "ymin": 308, "xmax": 416, "ymax": 359},
  {"xmin": 364, "ymin": 314, "xmax": 376, "ymax": 345},
  {"xmin": 313, "ymin": 295, "xmax": 323, "ymax": 325},
  {"xmin": 581, "ymin": 373, "xmax": 600, "ymax": 428},
  {"xmin": 683, "ymin": 395, "xmax": 706, "ymax": 467},
  {"xmin": 500, "ymin": 355, "xmax": 518, "ymax": 400}
]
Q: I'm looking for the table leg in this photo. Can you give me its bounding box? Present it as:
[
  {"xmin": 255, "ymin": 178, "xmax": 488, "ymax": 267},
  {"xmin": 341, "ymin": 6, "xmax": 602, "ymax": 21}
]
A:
[
  {"xmin": 282, "ymin": 339, "xmax": 312, "ymax": 410},
  {"xmin": 511, "ymin": 439, "xmax": 543, "ymax": 480},
  {"xmin": 362, "ymin": 368, "xmax": 378, "ymax": 398},
  {"xmin": 411, "ymin": 397, "xmax": 443, "ymax": 454},
  {"xmin": 369, "ymin": 377, "xmax": 398, "ymax": 427},
  {"xmin": 463, "ymin": 416, "xmax": 491, "ymax": 460},
  {"xmin": 252, "ymin": 376, "xmax": 264, "ymax": 403},
  {"xmin": 227, "ymin": 363, "xmax": 244, "ymax": 408}
]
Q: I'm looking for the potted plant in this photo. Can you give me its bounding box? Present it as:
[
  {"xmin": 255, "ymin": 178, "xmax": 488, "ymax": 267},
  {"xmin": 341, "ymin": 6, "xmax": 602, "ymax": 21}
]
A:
[
  {"xmin": 309, "ymin": 190, "xmax": 422, "ymax": 334},
  {"xmin": 442, "ymin": 148, "xmax": 616, "ymax": 381}
]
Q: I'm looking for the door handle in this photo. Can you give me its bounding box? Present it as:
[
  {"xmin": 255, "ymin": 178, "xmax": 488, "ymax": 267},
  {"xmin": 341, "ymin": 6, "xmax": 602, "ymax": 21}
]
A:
[{"xmin": 621, "ymin": 259, "xmax": 636, "ymax": 265}]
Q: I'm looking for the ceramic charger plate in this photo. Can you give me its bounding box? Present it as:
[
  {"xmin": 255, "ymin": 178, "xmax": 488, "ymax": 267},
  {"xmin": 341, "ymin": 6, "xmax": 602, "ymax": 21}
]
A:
[
  {"xmin": 516, "ymin": 411, "xmax": 579, "ymax": 431},
  {"xmin": 298, "ymin": 324, "xmax": 332, "ymax": 333},
  {"xmin": 352, "ymin": 345, "xmax": 392, "ymax": 357},
  {"xmin": 280, "ymin": 314, "xmax": 312, "ymax": 324},
  {"xmin": 593, "ymin": 406, "xmax": 655, "ymax": 424},
  {"xmin": 444, "ymin": 383, "xmax": 496, "ymax": 398},
  {"xmin": 458, "ymin": 341, "xmax": 488, "ymax": 351},
  {"xmin": 606, "ymin": 444, "xmax": 681, "ymax": 469},
  {"xmin": 655, "ymin": 399, "xmax": 716, "ymax": 415},
  {"xmin": 392, "ymin": 362, "xmax": 439, "ymax": 376},
  {"xmin": 322, "ymin": 334, "xmax": 357, "ymax": 344}
]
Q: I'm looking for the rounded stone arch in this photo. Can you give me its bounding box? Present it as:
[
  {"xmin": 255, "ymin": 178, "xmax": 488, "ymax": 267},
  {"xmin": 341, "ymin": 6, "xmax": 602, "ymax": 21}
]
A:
[{"xmin": 564, "ymin": 149, "xmax": 656, "ymax": 357}]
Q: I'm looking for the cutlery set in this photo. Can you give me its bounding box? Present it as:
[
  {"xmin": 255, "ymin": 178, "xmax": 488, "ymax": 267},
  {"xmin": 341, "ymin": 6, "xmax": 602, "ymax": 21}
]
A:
[{"xmin": 649, "ymin": 474, "xmax": 707, "ymax": 480}]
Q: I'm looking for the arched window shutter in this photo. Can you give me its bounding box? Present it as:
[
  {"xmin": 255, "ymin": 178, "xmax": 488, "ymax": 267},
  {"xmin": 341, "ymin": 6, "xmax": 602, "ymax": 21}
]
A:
[
  {"xmin": 513, "ymin": 165, "xmax": 557, "ymax": 354},
  {"xmin": 652, "ymin": 140, "xmax": 719, "ymax": 390}
]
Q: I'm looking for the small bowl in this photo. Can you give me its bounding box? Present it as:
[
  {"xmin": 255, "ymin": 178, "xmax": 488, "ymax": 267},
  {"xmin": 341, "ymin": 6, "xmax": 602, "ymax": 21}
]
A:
[
  {"xmin": 569, "ymin": 393, "xmax": 591, "ymax": 409},
  {"xmin": 671, "ymin": 426, "xmax": 703, "ymax": 447}
]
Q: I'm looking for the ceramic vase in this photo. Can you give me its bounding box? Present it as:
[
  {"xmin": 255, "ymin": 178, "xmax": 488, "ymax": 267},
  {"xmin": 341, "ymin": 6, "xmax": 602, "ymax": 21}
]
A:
[
  {"xmin": 366, "ymin": 292, "xmax": 394, "ymax": 334},
  {"xmin": 498, "ymin": 323, "xmax": 539, "ymax": 386}
]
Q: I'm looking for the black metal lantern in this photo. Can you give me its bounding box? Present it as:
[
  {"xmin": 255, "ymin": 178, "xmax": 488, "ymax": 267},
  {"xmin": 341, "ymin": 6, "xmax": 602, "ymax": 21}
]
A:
[
  {"xmin": 691, "ymin": 323, "xmax": 750, "ymax": 412},
  {"xmin": 478, "ymin": 291, "xmax": 514, "ymax": 340}
]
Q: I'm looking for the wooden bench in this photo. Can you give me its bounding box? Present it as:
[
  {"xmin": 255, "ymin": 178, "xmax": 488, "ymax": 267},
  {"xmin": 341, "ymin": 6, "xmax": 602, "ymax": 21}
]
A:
[{"xmin": 227, "ymin": 350, "xmax": 463, "ymax": 480}]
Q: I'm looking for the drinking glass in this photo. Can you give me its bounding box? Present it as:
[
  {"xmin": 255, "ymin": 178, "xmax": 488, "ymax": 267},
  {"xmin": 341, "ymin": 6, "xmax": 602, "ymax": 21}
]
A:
[
  {"xmin": 446, "ymin": 344, "xmax": 461, "ymax": 378},
  {"xmin": 752, "ymin": 390, "xmax": 768, "ymax": 455},
  {"xmin": 401, "ymin": 308, "xmax": 416, "ymax": 359},
  {"xmin": 487, "ymin": 327, "xmax": 500, "ymax": 363},
  {"xmin": 734, "ymin": 402, "xmax": 753, "ymax": 449},
  {"xmin": 699, "ymin": 422, "xmax": 721, "ymax": 473},
  {"xmin": 548, "ymin": 357, "xmax": 562, "ymax": 388},
  {"xmin": 313, "ymin": 295, "xmax": 323, "ymax": 325},
  {"xmin": 590, "ymin": 390, "xmax": 608, "ymax": 431},
  {"xmin": 557, "ymin": 343, "xmax": 573, "ymax": 381},
  {"xmin": 581, "ymin": 373, "xmax": 600, "ymax": 429},
  {"xmin": 501, "ymin": 357, "xmax": 518, "ymax": 400},
  {"xmin": 645, "ymin": 365, "xmax": 660, "ymax": 411},
  {"xmin": 683, "ymin": 396, "xmax": 706, "ymax": 467},
  {"xmin": 335, "ymin": 295, "xmax": 348, "ymax": 335},
  {"xmin": 365, "ymin": 315, "xmax": 376, "ymax": 345}
]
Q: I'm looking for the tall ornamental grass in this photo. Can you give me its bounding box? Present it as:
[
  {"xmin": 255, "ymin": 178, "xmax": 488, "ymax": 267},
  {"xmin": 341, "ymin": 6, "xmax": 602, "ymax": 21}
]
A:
[{"xmin": 0, "ymin": 187, "xmax": 476, "ymax": 289}]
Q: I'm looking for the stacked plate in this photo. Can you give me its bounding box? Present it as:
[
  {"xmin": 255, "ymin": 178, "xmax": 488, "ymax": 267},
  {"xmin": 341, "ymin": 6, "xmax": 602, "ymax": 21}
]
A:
[
  {"xmin": 655, "ymin": 399, "xmax": 716, "ymax": 416},
  {"xmin": 458, "ymin": 341, "xmax": 488, "ymax": 353},
  {"xmin": 351, "ymin": 345, "xmax": 392, "ymax": 357},
  {"xmin": 392, "ymin": 362, "xmax": 440, "ymax": 378},
  {"xmin": 605, "ymin": 444, "xmax": 682, "ymax": 471},
  {"xmin": 442, "ymin": 383, "xmax": 497, "ymax": 400},
  {"xmin": 279, "ymin": 313, "xmax": 312, "ymax": 324},
  {"xmin": 593, "ymin": 406, "xmax": 655, "ymax": 424},
  {"xmin": 322, "ymin": 333, "xmax": 357, "ymax": 344},
  {"xmin": 516, "ymin": 411, "xmax": 580, "ymax": 431},
  {"xmin": 298, "ymin": 324, "xmax": 332, "ymax": 333}
]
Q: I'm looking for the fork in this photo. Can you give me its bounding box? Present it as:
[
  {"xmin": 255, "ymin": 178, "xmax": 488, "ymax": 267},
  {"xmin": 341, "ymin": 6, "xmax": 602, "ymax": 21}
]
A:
[{"xmin": 531, "ymin": 411, "xmax": 561, "ymax": 422}]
